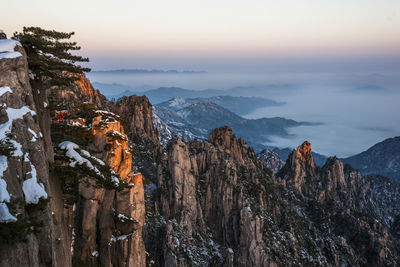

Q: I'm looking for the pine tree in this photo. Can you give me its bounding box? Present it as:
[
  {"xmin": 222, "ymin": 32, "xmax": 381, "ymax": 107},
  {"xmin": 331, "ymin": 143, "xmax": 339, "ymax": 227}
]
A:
[{"xmin": 13, "ymin": 26, "xmax": 90, "ymax": 87}]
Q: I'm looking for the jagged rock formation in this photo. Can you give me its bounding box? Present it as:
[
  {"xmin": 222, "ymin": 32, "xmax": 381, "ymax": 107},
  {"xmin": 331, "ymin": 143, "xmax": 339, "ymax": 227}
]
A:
[
  {"xmin": 110, "ymin": 95, "xmax": 158, "ymax": 142},
  {"xmin": 277, "ymin": 142, "xmax": 400, "ymax": 266},
  {"xmin": 50, "ymin": 92, "xmax": 146, "ymax": 265},
  {"xmin": 257, "ymin": 149, "xmax": 285, "ymax": 173},
  {"xmin": 0, "ymin": 36, "xmax": 57, "ymax": 266},
  {"xmin": 156, "ymin": 126, "xmax": 279, "ymax": 266},
  {"xmin": 0, "ymin": 36, "xmax": 147, "ymax": 266},
  {"xmin": 110, "ymin": 95, "xmax": 163, "ymax": 184},
  {"xmin": 149, "ymin": 128, "xmax": 400, "ymax": 266}
]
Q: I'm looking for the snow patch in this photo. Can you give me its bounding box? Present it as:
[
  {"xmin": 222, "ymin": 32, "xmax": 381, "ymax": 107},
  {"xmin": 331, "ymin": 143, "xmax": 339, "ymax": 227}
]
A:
[
  {"xmin": 0, "ymin": 106, "xmax": 36, "ymax": 157},
  {"xmin": 0, "ymin": 39, "xmax": 22, "ymax": 59},
  {"xmin": 28, "ymin": 128, "xmax": 38, "ymax": 142},
  {"xmin": 0, "ymin": 155, "xmax": 16, "ymax": 222},
  {"xmin": 0, "ymin": 86, "xmax": 12, "ymax": 97},
  {"xmin": 0, "ymin": 203, "xmax": 17, "ymax": 222},
  {"xmin": 22, "ymin": 160, "xmax": 48, "ymax": 204}
]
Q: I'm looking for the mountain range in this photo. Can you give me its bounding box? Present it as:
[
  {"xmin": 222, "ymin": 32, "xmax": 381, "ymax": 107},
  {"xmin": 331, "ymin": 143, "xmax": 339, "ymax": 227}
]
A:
[
  {"xmin": 91, "ymin": 69, "xmax": 207, "ymax": 74},
  {"xmin": 342, "ymin": 136, "xmax": 400, "ymax": 182},
  {"xmin": 2, "ymin": 36, "xmax": 400, "ymax": 266},
  {"xmin": 153, "ymin": 99, "xmax": 319, "ymax": 151}
]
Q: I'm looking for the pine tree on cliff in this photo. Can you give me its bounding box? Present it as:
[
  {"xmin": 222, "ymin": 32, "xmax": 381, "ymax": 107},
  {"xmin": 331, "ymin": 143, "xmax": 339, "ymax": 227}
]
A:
[{"xmin": 13, "ymin": 26, "xmax": 90, "ymax": 87}]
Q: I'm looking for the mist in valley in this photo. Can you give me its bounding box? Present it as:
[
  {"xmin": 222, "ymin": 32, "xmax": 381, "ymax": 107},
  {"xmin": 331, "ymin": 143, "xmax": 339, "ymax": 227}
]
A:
[{"xmin": 87, "ymin": 71, "xmax": 400, "ymax": 158}]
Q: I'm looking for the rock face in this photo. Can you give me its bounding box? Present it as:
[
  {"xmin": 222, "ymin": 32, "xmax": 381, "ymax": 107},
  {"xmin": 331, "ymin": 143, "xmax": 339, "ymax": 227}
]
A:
[
  {"xmin": 0, "ymin": 37, "xmax": 146, "ymax": 266},
  {"xmin": 156, "ymin": 126, "xmax": 278, "ymax": 266},
  {"xmin": 50, "ymin": 93, "xmax": 146, "ymax": 265},
  {"xmin": 110, "ymin": 95, "xmax": 159, "ymax": 142},
  {"xmin": 257, "ymin": 149, "xmax": 284, "ymax": 173},
  {"xmin": 49, "ymin": 72, "xmax": 107, "ymax": 108},
  {"xmin": 277, "ymin": 142, "xmax": 400, "ymax": 266},
  {"xmin": 343, "ymin": 136, "xmax": 400, "ymax": 182},
  {"xmin": 0, "ymin": 37, "xmax": 58, "ymax": 266},
  {"xmin": 69, "ymin": 112, "xmax": 145, "ymax": 266},
  {"xmin": 150, "ymin": 131, "xmax": 400, "ymax": 266}
]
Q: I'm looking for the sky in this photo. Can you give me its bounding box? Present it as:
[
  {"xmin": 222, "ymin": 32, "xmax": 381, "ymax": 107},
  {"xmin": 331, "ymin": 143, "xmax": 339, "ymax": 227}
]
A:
[{"xmin": 2, "ymin": 0, "xmax": 400, "ymax": 72}]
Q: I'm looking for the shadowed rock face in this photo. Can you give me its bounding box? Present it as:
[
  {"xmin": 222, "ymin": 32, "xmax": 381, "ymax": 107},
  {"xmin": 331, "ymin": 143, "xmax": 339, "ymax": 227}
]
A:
[
  {"xmin": 110, "ymin": 95, "xmax": 159, "ymax": 142},
  {"xmin": 277, "ymin": 143, "xmax": 400, "ymax": 266},
  {"xmin": 0, "ymin": 38, "xmax": 58, "ymax": 266},
  {"xmin": 150, "ymin": 127, "xmax": 400, "ymax": 266},
  {"xmin": 157, "ymin": 126, "xmax": 278, "ymax": 267}
]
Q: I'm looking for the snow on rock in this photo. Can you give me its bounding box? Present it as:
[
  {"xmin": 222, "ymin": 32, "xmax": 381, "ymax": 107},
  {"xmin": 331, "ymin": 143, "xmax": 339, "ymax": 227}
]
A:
[
  {"xmin": 22, "ymin": 160, "xmax": 48, "ymax": 204},
  {"xmin": 0, "ymin": 106, "xmax": 36, "ymax": 137},
  {"xmin": 0, "ymin": 203, "xmax": 17, "ymax": 222},
  {"xmin": 0, "ymin": 155, "xmax": 11, "ymax": 203},
  {"xmin": 0, "ymin": 86, "xmax": 12, "ymax": 97},
  {"xmin": 0, "ymin": 156, "xmax": 16, "ymax": 222},
  {"xmin": 0, "ymin": 106, "xmax": 36, "ymax": 146},
  {"xmin": 0, "ymin": 106, "xmax": 36, "ymax": 157},
  {"xmin": 0, "ymin": 178, "xmax": 10, "ymax": 202},
  {"xmin": 10, "ymin": 140, "xmax": 23, "ymax": 157},
  {"xmin": 28, "ymin": 128, "xmax": 38, "ymax": 142},
  {"xmin": 0, "ymin": 39, "xmax": 22, "ymax": 59}
]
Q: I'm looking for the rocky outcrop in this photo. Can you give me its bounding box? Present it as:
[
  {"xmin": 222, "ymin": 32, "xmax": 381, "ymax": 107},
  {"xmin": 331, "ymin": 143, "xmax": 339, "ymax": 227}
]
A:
[
  {"xmin": 155, "ymin": 126, "xmax": 281, "ymax": 266},
  {"xmin": 110, "ymin": 95, "xmax": 158, "ymax": 142},
  {"xmin": 0, "ymin": 37, "xmax": 60, "ymax": 266},
  {"xmin": 51, "ymin": 97, "xmax": 146, "ymax": 265},
  {"xmin": 49, "ymin": 72, "xmax": 107, "ymax": 108},
  {"xmin": 277, "ymin": 141, "xmax": 318, "ymax": 194},
  {"xmin": 111, "ymin": 95, "xmax": 163, "ymax": 184},
  {"xmin": 151, "ymin": 129, "xmax": 400, "ymax": 266},
  {"xmin": 277, "ymin": 143, "xmax": 400, "ymax": 266}
]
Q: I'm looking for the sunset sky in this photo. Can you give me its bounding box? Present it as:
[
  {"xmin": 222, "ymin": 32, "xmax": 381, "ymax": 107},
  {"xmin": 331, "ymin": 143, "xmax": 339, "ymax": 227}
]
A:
[{"xmin": 3, "ymin": 0, "xmax": 400, "ymax": 71}]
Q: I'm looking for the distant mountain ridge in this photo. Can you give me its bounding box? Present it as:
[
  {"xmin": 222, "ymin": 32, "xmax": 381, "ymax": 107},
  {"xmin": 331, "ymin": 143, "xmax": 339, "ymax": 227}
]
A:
[
  {"xmin": 153, "ymin": 101, "xmax": 319, "ymax": 152},
  {"xmin": 157, "ymin": 96, "xmax": 283, "ymax": 115},
  {"xmin": 343, "ymin": 136, "xmax": 400, "ymax": 182},
  {"xmin": 91, "ymin": 69, "xmax": 207, "ymax": 74},
  {"xmin": 93, "ymin": 84, "xmax": 295, "ymax": 104}
]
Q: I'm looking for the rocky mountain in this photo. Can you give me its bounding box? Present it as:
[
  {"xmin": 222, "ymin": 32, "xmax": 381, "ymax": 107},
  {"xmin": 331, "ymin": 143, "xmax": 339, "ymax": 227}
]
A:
[
  {"xmin": 144, "ymin": 127, "xmax": 400, "ymax": 266},
  {"xmin": 2, "ymin": 33, "xmax": 400, "ymax": 267},
  {"xmin": 0, "ymin": 36, "xmax": 148, "ymax": 266},
  {"xmin": 157, "ymin": 96, "xmax": 283, "ymax": 116},
  {"xmin": 0, "ymin": 36, "xmax": 56, "ymax": 266},
  {"xmin": 343, "ymin": 136, "xmax": 400, "ymax": 182}
]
